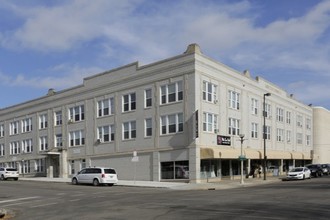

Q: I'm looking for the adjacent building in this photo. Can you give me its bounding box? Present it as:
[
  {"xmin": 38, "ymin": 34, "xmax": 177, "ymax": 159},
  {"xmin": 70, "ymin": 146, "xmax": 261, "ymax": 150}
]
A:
[{"xmin": 0, "ymin": 44, "xmax": 327, "ymax": 183}]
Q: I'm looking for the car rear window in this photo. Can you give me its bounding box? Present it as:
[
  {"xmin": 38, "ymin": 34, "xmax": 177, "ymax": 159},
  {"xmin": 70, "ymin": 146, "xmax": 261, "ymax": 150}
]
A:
[
  {"xmin": 6, "ymin": 168, "xmax": 17, "ymax": 171},
  {"xmin": 104, "ymin": 169, "xmax": 116, "ymax": 174}
]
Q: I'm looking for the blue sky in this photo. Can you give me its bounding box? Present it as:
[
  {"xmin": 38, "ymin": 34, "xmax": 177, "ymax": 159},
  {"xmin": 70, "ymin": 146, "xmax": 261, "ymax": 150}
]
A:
[{"xmin": 0, "ymin": 0, "xmax": 329, "ymax": 109}]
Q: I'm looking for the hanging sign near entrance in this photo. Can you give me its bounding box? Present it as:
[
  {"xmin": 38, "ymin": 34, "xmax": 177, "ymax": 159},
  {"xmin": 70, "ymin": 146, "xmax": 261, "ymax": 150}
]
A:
[{"xmin": 217, "ymin": 135, "xmax": 231, "ymax": 146}]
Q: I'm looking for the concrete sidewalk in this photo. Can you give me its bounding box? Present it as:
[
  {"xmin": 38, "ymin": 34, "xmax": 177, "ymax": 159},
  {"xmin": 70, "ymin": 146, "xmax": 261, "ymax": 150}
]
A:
[{"xmin": 20, "ymin": 176, "xmax": 284, "ymax": 190}]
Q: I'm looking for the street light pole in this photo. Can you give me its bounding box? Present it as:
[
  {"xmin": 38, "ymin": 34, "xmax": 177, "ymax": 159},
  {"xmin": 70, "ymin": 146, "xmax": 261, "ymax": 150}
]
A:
[
  {"xmin": 239, "ymin": 134, "xmax": 245, "ymax": 185},
  {"xmin": 263, "ymin": 93, "xmax": 271, "ymax": 181}
]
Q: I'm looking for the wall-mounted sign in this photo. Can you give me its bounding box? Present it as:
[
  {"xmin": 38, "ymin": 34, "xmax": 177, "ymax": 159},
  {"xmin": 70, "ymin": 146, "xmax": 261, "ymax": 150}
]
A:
[{"xmin": 217, "ymin": 135, "xmax": 231, "ymax": 146}]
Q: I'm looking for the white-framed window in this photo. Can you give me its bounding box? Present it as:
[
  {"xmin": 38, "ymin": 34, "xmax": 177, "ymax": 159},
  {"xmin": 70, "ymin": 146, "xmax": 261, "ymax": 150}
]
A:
[
  {"xmin": 9, "ymin": 121, "xmax": 19, "ymax": 135},
  {"xmin": 160, "ymin": 81, "xmax": 183, "ymax": 104},
  {"xmin": 145, "ymin": 118, "xmax": 152, "ymax": 137},
  {"xmin": 265, "ymin": 103, "xmax": 272, "ymax": 118},
  {"xmin": 297, "ymin": 133, "xmax": 303, "ymax": 144},
  {"xmin": 69, "ymin": 130, "xmax": 85, "ymax": 147},
  {"xmin": 161, "ymin": 113, "xmax": 184, "ymax": 135},
  {"xmin": 296, "ymin": 115, "xmax": 303, "ymax": 127},
  {"xmin": 69, "ymin": 105, "xmax": 85, "ymax": 122},
  {"xmin": 251, "ymin": 123, "xmax": 258, "ymax": 138},
  {"xmin": 203, "ymin": 112, "xmax": 218, "ymax": 133},
  {"xmin": 145, "ymin": 89, "xmax": 152, "ymax": 108},
  {"xmin": 122, "ymin": 93, "xmax": 136, "ymax": 112},
  {"xmin": 264, "ymin": 126, "xmax": 271, "ymax": 140},
  {"xmin": 286, "ymin": 111, "xmax": 291, "ymax": 124},
  {"xmin": 0, "ymin": 124, "xmax": 4, "ymax": 137},
  {"xmin": 55, "ymin": 134, "xmax": 63, "ymax": 147},
  {"xmin": 22, "ymin": 139, "xmax": 33, "ymax": 153},
  {"xmin": 228, "ymin": 118, "xmax": 240, "ymax": 135},
  {"xmin": 39, "ymin": 136, "xmax": 48, "ymax": 151},
  {"xmin": 276, "ymin": 107, "xmax": 284, "ymax": 122},
  {"xmin": 39, "ymin": 114, "xmax": 48, "ymax": 129},
  {"xmin": 251, "ymin": 98, "xmax": 258, "ymax": 115},
  {"xmin": 203, "ymin": 81, "xmax": 217, "ymax": 103},
  {"xmin": 98, "ymin": 125, "xmax": 115, "ymax": 142},
  {"xmin": 276, "ymin": 128, "xmax": 284, "ymax": 142},
  {"xmin": 228, "ymin": 90, "xmax": 240, "ymax": 110},
  {"xmin": 286, "ymin": 130, "xmax": 291, "ymax": 143},
  {"xmin": 98, "ymin": 97, "xmax": 114, "ymax": 117},
  {"xmin": 306, "ymin": 118, "xmax": 311, "ymax": 130},
  {"xmin": 10, "ymin": 141, "xmax": 20, "ymax": 155},
  {"xmin": 0, "ymin": 144, "xmax": 4, "ymax": 156},
  {"xmin": 123, "ymin": 121, "xmax": 136, "ymax": 140},
  {"xmin": 55, "ymin": 111, "xmax": 62, "ymax": 126},
  {"xmin": 306, "ymin": 135, "xmax": 311, "ymax": 146},
  {"xmin": 22, "ymin": 118, "xmax": 32, "ymax": 133},
  {"xmin": 35, "ymin": 159, "xmax": 45, "ymax": 172}
]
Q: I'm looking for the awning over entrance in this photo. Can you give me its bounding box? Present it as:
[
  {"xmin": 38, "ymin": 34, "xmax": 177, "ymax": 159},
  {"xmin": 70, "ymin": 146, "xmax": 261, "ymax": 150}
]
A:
[
  {"xmin": 200, "ymin": 147, "xmax": 247, "ymax": 159},
  {"xmin": 200, "ymin": 147, "xmax": 262, "ymax": 160},
  {"xmin": 302, "ymin": 152, "xmax": 311, "ymax": 160},
  {"xmin": 291, "ymin": 152, "xmax": 303, "ymax": 160},
  {"xmin": 264, "ymin": 150, "xmax": 292, "ymax": 159}
]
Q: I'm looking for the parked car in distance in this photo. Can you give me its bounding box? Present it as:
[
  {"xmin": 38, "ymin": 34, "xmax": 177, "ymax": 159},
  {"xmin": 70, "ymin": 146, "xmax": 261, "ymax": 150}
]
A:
[
  {"xmin": 0, "ymin": 167, "xmax": 19, "ymax": 181},
  {"xmin": 285, "ymin": 167, "xmax": 311, "ymax": 180},
  {"xmin": 306, "ymin": 164, "xmax": 323, "ymax": 177},
  {"xmin": 72, "ymin": 167, "xmax": 118, "ymax": 186},
  {"xmin": 321, "ymin": 164, "xmax": 330, "ymax": 175}
]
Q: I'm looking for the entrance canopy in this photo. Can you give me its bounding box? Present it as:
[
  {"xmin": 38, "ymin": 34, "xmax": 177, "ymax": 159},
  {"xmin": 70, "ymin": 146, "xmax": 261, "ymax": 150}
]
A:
[{"xmin": 200, "ymin": 147, "xmax": 261, "ymax": 159}]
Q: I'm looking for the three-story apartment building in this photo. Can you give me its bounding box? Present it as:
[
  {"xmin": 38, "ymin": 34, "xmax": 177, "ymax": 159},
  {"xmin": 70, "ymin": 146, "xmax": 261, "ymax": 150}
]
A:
[{"xmin": 0, "ymin": 44, "xmax": 317, "ymax": 182}]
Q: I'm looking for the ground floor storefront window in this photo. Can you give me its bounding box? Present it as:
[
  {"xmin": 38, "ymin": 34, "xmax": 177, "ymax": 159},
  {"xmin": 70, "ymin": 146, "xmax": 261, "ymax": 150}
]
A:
[{"xmin": 161, "ymin": 160, "xmax": 189, "ymax": 180}]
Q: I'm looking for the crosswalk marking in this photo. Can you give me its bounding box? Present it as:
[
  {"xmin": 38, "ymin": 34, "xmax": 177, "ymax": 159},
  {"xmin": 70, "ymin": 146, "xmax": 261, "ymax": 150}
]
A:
[{"xmin": 0, "ymin": 196, "xmax": 40, "ymax": 204}]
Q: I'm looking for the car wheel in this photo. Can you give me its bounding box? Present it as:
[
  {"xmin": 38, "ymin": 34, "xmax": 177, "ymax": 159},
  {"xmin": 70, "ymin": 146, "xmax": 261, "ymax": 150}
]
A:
[
  {"xmin": 0, "ymin": 175, "xmax": 5, "ymax": 181},
  {"xmin": 303, "ymin": 175, "xmax": 305, "ymax": 180},
  {"xmin": 72, "ymin": 178, "xmax": 79, "ymax": 185},
  {"xmin": 93, "ymin": 179, "xmax": 99, "ymax": 186},
  {"xmin": 108, "ymin": 183, "xmax": 114, "ymax": 187},
  {"xmin": 14, "ymin": 178, "xmax": 18, "ymax": 181}
]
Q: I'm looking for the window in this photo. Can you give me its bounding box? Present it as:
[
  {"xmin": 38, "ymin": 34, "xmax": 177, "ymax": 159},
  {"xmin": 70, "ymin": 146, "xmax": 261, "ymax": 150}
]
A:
[
  {"xmin": 69, "ymin": 105, "xmax": 85, "ymax": 122},
  {"xmin": 55, "ymin": 134, "xmax": 63, "ymax": 147},
  {"xmin": 228, "ymin": 118, "xmax": 240, "ymax": 135},
  {"xmin": 123, "ymin": 93, "xmax": 136, "ymax": 112},
  {"xmin": 161, "ymin": 160, "xmax": 189, "ymax": 179},
  {"xmin": 39, "ymin": 136, "xmax": 48, "ymax": 151},
  {"xmin": 10, "ymin": 141, "xmax": 20, "ymax": 155},
  {"xmin": 264, "ymin": 126, "xmax": 271, "ymax": 140},
  {"xmin": 286, "ymin": 130, "xmax": 292, "ymax": 143},
  {"xmin": 276, "ymin": 107, "xmax": 284, "ymax": 122},
  {"xmin": 55, "ymin": 111, "xmax": 62, "ymax": 126},
  {"xmin": 22, "ymin": 118, "xmax": 32, "ymax": 133},
  {"xmin": 161, "ymin": 81, "xmax": 183, "ymax": 104},
  {"xmin": 69, "ymin": 130, "xmax": 85, "ymax": 146},
  {"xmin": 39, "ymin": 114, "xmax": 48, "ymax": 129},
  {"xmin": 228, "ymin": 90, "xmax": 240, "ymax": 110},
  {"xmin": 161, "ymin": 113, "xmax": 184, "ymax": 135},
  {"xmin": 203, "ymin": 112, "xmax": 218, "ymax": 132},
  {"xmin": 98, "ymin": 125, "xmax": 115, "ymax": 142},
  {"xmin": 265, "ymin": 103, "xmax": 272, "ymax": 118},
  {"xmin": 251, "ymin": 123, "xmax": 258, "ymax": 138},
  {"xmin": 276, "ymin": 128, "xmax": 284, "ymax": 142},
  {"xmin": 145, "ymin": 118, "xmax": 152, "ymax": 137},
  {"xmin": 35, "ymin": 159, "xmax": 45, "ymax": 172},
  {"xmin": 22, "ymin": 139, "xmax": 33, "ymax": 153},
  {"xmin": 296, "ymin": 115, "xmax": 303, "ymax": 127},
  {"xmin": 203, "ymin": 81, "xmax": 217, "ymax": 103},
  {"xmin": 0, "ymin": 124, "xmax": 4, "ymax": 137},
  {"xmin": 286, "ymin": 111, "xmax": 291, "ymax": 124},
  {"xmin": 297, "ymin": 133, "xmax": 303, "ymax": 144},
  {"xmin": 306, "ymin": 118, "xmax": 311, "ymax": 130},
  {"xmin": 306, "ymin": 135, "xmax": 311, "ymax": 146},
  {"xmin": 98, "ymin": 98, "xmax": 114, "ymax": 117},
  {"xmin": 145, "ymin": 89, "xmax": 152, "ymax": 108},
  {"xmin": 9, "ymin": 121, "xmax": 19, "ymax": 135},
  {"xmin": 123, "ymin": 121, "xmax": 136, "ymax": 140},
  {"xmin": 0, "ymin": 144, "xmax": 4, "ymax": 156},
  {"xmin": 251, "ymin": 98, "xmax": 258, "ymax": 115}
]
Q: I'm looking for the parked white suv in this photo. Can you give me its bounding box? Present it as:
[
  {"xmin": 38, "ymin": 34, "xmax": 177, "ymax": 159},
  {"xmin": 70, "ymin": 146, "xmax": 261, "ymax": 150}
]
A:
[
  {"xmin": 0, "ymin": 167, "xmax": 19, "ymax": 181},
  {"xmin": 72, "ymin": 167, "xmax": 118, "ymax": 186}
]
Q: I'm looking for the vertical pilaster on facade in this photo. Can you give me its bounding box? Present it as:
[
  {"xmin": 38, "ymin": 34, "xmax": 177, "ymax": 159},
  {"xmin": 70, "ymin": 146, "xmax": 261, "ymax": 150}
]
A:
[
  {"xmin": 152, "ymin": 152, "xmax": 160, "ymax": 181},
  {"xmin": 189, "ymin": 146, "xmax": 201, "ymax": 183},
  {"xmin": 60, "ymin": 150, "xmax": 68, "ymax": 178}
]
